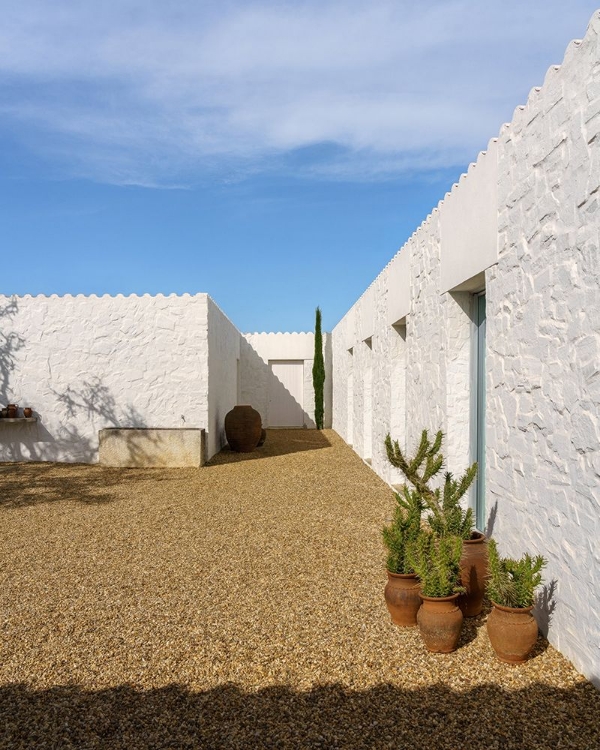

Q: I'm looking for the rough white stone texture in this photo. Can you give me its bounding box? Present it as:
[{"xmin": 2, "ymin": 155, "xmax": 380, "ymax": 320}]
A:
[
  {"xmin": 98, "ymin": 427, "xmax": 205, "ymax": 467},
  {"xmin": 0, "ymin": 293, "xmax": 210, "ymax": 463},
  {"xmin": 240, "ymin": 332, "xmax": 332, "ymax": 429},
  {"xmin": 207, "ymin": 297, "xmax": 241, "ymax": 458},
  {"xmin": 486, "ymin": 12, "xmax": 600, "ymax": 687},
  {"xmin": 332, "ymin": 11, "xmax": 600, "ymax": 685}
]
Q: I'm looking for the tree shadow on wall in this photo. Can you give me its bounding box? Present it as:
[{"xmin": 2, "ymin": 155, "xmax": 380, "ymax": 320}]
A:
[
  {"xmin": 1, "ymin": 680, "xmax": 599, "ymax": 750},
  {"xmin": 0, "ymin": 297, "xmax": 25, "ymax": 404},
  {"xmin": 1, "ymin": 377, "xmax": 176, "ymax": 508}
]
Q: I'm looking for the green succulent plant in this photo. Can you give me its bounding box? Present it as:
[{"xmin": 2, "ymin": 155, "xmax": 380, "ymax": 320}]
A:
[
  {"xmin": 385, "ymin": 429, "xmax": 477, "ymax": 540},
  {"xmin": 405, "ymin": 530, "xmax": 465, "ymax": 598},
  {"xmin": 382, "ymin": 486, "xmax": 424, "ymax": 574},
  {"xmin": 486, "ymin": 539, "xmax": 546, "ymax": 609}
]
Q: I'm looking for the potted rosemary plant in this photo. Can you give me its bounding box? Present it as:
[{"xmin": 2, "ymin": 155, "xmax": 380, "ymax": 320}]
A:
[
  {"xmin": 486, "ymin": 540, "xmax": 547, "ymax": 664},
  {"xmin": 406, "ymin": 530, "xmax": 465, "ymax": 652},
  {"xmin": 385, "ymin": 430, "xmax": 487, "ymax": 617},
  {"xmin": 382, "ymin": 487, "xmax": 424, "ymax": 626}
]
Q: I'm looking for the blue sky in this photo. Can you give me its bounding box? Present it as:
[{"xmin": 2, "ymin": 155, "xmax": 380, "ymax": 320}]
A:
[{"xmin": 1, "ymin": 1, "xmax": 598, "ymax": 332}]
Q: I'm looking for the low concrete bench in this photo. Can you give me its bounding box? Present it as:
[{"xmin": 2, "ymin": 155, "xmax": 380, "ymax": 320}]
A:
[{"xmin": 99, "ymin": 428, "xmax": 205, "ymax": 468}]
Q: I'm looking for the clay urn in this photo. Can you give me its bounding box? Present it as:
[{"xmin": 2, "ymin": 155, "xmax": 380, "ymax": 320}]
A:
[
  {"xmin": 458, "ymin": 531, "xmax": 488, "ymax": 617},
  {"xmin": 7, "ymin": 404, "xmax": 18, "ymax": 418},
  {"xmin": 487, "ymin": 603, "xmax": 539, "ymax": 664},
  {"xmin": 23, "ymin": 407, "xmax": 33, "ymax": 418},
  {"xmin": 225, "ymin": 405, "xmax": 262, "ymax": 452},
  {"xmin": 384, "ymin": 571, "xmax": 421, "ymax": 627},
  {"xmin": 417, "ymin": 593, "xmax": 463, "ymax": 653}
]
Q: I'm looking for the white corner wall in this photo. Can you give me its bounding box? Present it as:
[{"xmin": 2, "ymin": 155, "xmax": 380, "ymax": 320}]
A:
[
  {"xmin": 332, "ymin": 11, "xmax": 600, "ymax": 686},
  {"xmin": 207, "ymin": 296, "xmax": 241, "ymax": 459},
  {"xmin": 0, "ymin": 293, "xmax": 209, "ymax": 463},
  {"xmin": 241, "ymin": 332, "xmax": 332, "ymax": 429}
]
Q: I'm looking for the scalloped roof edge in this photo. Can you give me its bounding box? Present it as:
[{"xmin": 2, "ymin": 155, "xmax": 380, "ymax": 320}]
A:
[
  {"xmin": 0, "ymin": 292, "xmax": 209, "ymax": 300},
  {"xmin": 340, "ymin": 9, "xmax": 600, "ymax": 316}
]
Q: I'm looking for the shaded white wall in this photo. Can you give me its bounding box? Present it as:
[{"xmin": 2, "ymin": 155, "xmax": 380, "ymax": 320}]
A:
[
  {"xmin": 0, "ymin": 293, "xmax": 209, "ymax": 463},
  {"xmin": 240, "ymin": 332, "xmax": 332, "ymax": 429},
  {"xmin": 332, "ymin": 12, "xmax": 600, "ymax": 686},
  {"xmin": 207, "ymin": 297, "xmax": 241, "ymax": 459}
]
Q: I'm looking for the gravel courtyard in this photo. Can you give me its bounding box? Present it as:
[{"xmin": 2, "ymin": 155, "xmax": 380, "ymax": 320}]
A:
[{"xmin": 1, "ymin": 429, "xmax": 598, "ymax": 749}]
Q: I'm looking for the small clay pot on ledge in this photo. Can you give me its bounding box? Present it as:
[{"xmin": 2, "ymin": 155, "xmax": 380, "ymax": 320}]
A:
[
  {"xmin": 7, "ymin": 404, "xmax": 18, "ymax": 418},
  {"xmin": 23, "ymin": 407, "xmax": 33, "ymax": 418}
]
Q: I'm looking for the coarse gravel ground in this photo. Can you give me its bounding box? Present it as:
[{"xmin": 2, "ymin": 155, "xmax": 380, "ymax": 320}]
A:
[{"xmin": 0, "ymin": 428, "xmax": 598, "ymax": 749}]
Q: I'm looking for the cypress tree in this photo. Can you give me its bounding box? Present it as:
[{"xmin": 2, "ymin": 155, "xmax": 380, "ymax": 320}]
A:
[{"xmin": 312, "ymin": 306, "xmax": 325, "ymax": 429}]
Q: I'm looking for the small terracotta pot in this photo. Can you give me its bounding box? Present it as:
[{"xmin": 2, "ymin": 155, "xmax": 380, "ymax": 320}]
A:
[
  {"xmin": 224, "ymin": 405, "xmax": 262, "ymax": 452},
  {"xmin": 23, "ymin": 407, "xmax": 33, "ymax": 418},
  {"xmin": 458, "ymin": 531, "xmax": 488, "ymax": 617},
  {"xmin": 487, "ymin": 602, "xmax": 539, "ymax": 664},
  {"xmin": 417, "ymin": 593, "xmax": 463, "ymax": 653},
  {"xmin": 7, "ymin": 405, "xmax": 17, "ymax": 418},
  {"xmin": 384, "ymin": 571, "xmax": 421, "ymax": 626}
]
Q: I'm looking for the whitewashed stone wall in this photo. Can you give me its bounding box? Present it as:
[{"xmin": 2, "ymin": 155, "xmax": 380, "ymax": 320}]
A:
[
  {"xmin": 207, "ymin": 297, "xmax": 241, "ymax": 458},
  {"xmin": 487, "ymin": 16, "xmax": 600, "ymax": 687},
  {"xmin": 240, "ymin": 332, "xmax": 332, "ymax": 429},
  {"xmin": 332, "ymin": 11, "xmax": 600, "ymax": 686},
  {"xmin": 0, "ymin": 293, "xmax": 210, "ymax": 462}
]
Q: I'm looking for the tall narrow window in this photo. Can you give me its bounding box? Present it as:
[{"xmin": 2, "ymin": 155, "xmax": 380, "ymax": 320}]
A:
[
  {"xmin": 347, "ymin": 348, "xmax": 354, "ymax": 446},
  {"xmin": 474, "ymin": 293, "xmax": 486, "ymax": 530},
  {"xmin": 363, "ymin": 338, "xmax": 373, "ymax": 462}
]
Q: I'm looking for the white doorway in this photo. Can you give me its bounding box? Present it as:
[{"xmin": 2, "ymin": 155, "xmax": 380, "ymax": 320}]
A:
[{"xmin": 267, "ymin": 360, "xmax": 305, "ymax": 427}]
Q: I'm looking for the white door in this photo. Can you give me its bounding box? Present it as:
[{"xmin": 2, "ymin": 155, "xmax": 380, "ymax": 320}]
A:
[{"xmin": 267, "ymin": 360, "xmax": 304, "ymax": 427}]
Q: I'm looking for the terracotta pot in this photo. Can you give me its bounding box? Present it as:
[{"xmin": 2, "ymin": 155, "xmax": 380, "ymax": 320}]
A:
[
  {"xmin": 224, "ymin": 405, "xmax": 262, "ymax": 453},
  {"xmin": 487, "ymin": 602, "xmax": 539, "ymax": 664},
  {"xmin": 458, "ymin": 531, "xmax": 488, "ymax": 617},
  {"xmin": 417, "ymin": 593, "xmax": 463, "ymax": 653},
  {"xmin": 23, "ymin": 407, "xmax": 33, "ymax": 418},
  {"xmin": 384, "ymin": 571, "xmax": 421, "ymax": 626},
  {"xmin": 7, "ymin": 405, "xmax": 17, "ymax": 418}
]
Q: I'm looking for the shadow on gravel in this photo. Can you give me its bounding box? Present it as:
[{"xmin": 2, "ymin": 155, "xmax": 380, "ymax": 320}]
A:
[
  {"xmin": 209, "ymin": 428, "xmax": 331, "ymax": 466},
  {"xmin": 0, "ymin": 463, "xmax": 172, "ymax": 509},
  {"xmin": 1, "ymin": 680, "xmax": 598, "ymax": 749}
]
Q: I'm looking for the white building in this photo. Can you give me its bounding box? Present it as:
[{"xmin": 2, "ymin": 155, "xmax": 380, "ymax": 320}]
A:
[
  {"xmin": 0, "ymin": 10, "xmax": 598, "ymax": 688},
  {"xmin": 332, "ymin": 13, "xmax": 600, "ymax": 687},
  {"xmin": 0, "ymin": 293, "xmax": 331, "ymax": 464}
]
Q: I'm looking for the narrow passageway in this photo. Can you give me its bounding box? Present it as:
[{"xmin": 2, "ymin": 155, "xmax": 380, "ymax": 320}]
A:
[{"xmin": 1, "ymin": 430, "xmax": 598, "ymax": 748}]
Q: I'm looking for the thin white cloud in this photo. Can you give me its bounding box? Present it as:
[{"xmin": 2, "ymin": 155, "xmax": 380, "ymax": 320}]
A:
[{"xmin": 0, "ymin": 0, "xmax": 597, "ymax": 186}]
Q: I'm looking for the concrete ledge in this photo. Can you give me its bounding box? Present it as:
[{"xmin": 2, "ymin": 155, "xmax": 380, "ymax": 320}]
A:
[{"xmin": 99, "ymin": 428, "xmax": 205, "ymax": 468}]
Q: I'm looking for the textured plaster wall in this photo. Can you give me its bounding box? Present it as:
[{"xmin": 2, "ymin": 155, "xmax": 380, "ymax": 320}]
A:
[
  {"xmin": 0, "ymin": 293, "xmax": 209, "ymax": 463},
  {"xmin": 332, "ymin": 12, "xmax": 600, "ymax": 685},
  {"xmin": 240, "ymin": 332, "xmax": 332, "ymax": 429},
  {"xmin": 207, "ymin": 297, "xmax": 241, "ymax": 459},
  {"xmin": 486, "ymin": 15, "xmax": 600, "ymax": 686}
]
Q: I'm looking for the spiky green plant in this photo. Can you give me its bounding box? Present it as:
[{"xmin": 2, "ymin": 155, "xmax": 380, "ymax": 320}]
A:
[
  {"xmin": 385, "ymin": 430, "xmax": 477, "ymax": 540},
  {"xmin": 486, "ymin": 539, "xmax": 546, "ymax": 609},
  {"xmin": 312, "ymin": 306, "xmax": 325, "ymax": 430},
  {"xmin": 406, "ymin": 530, "xmax": 465, "ymax": 597},
  {"xmin": 382, "ymin": 487, "xmax": 424, "ymax": 574}
]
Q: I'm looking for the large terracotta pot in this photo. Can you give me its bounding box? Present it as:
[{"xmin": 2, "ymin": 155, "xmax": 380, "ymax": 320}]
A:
[
  {"xmin": 384, "ymin": 571, "xmax": 421, "ymax": 627},
  {"xmin": 487, "ymin": 602, "xmax": 539, "ymax": 664},
  {"xmin": 225, "ymin": 405, "xmax": 262, "ymax": 453},
  {"xmin": 417, "ymin": 593, "xmax": 463, "ymax": 653},
  {"xmin": 458, "ymin": 531, "xmax": 488, "ymax": 617}
]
